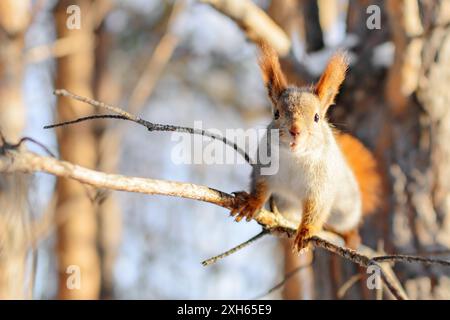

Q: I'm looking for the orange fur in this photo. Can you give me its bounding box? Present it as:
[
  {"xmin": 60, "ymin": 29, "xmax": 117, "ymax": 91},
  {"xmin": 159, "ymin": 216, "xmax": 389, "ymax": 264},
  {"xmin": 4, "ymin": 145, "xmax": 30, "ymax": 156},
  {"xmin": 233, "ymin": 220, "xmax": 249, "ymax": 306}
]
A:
[
  {"xmin": 294, "ymin": 198, "xmax": 324, "ymax": 252},
  {"xmin": 231, "ymin": 180, "xmax": 269, "ymax": 222},
  {"xmin": 335, "ymin": 132, "xmax": 382, "ymax": 215},
  {"xmin": 315, "ymin": 52, "xmax": 348, "ymax": 112},
  {"xmin": 258, "ymin": 41, "xmax": 287, "ymax": 105}
]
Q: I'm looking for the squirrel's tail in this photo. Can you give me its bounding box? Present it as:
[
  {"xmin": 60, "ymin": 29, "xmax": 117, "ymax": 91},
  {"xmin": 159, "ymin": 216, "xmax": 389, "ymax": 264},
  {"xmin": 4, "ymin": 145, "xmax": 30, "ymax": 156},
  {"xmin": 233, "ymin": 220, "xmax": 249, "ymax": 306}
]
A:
[{"xmin": 335, "ymin": 132, "xmax": 382, "ymax": 216}]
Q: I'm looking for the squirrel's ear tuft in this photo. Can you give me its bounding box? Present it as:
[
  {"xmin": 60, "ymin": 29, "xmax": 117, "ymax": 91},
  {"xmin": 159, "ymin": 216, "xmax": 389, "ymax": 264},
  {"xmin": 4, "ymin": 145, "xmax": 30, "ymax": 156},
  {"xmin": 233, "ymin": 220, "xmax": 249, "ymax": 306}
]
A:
[
  {"xmin": 258, "ymin": 41, "xmax": 287, "ymax": 106},
  {"xmin": 315, "ymin": 51, "xmax": 348, "ymax": 113}
]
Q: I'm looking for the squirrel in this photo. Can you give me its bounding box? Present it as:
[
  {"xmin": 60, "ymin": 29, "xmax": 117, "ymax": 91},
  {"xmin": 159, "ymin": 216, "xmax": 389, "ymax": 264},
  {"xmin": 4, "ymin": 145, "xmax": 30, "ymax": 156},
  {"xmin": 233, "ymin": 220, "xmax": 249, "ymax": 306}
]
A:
[{"xmin": 230, "ymin": 42, "xmax": 382, "ymax": 253}]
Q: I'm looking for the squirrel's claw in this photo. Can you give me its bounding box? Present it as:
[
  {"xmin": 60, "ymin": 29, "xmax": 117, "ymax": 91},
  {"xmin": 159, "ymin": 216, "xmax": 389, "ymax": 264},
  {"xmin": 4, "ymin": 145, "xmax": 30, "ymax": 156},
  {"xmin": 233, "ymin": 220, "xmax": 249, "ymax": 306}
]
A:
[
  {"xmin": 230, "ymin": 191, "xmax": 249, "ymax": 217},
  {"xmin": 230, "ymin": 191, "xmax": 262, "ymax": 222},
  {"xmin": 293, "ymin": 225, "xmax": 314, "ymax": 254}
]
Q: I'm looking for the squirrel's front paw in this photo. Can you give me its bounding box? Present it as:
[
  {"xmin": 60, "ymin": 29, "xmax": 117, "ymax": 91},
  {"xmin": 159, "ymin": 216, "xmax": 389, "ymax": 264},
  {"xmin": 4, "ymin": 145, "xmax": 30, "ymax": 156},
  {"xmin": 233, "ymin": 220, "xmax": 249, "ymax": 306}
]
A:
[
  {"xmin": 293, "ymin": 225, "xmax": 316, "ymax": 254},
  {"xmin": 230, "ymin": 191, "xmax": 263, "ymax": 222}
]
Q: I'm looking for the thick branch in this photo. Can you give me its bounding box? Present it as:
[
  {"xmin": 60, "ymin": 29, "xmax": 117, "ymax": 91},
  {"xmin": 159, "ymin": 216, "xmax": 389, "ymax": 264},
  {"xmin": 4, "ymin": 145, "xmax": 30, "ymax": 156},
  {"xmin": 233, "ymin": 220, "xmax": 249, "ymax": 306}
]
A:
[{"xmin": 0, "ymin": 148, "xmax": 293, "ymax": 231}]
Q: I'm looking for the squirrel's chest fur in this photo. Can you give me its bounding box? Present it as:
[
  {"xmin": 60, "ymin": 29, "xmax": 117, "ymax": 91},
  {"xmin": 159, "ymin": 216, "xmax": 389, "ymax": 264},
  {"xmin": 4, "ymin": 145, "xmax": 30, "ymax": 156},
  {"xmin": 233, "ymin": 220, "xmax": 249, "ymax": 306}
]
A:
[
  {"xmin": 268, "ymin": 143, "xmax": 333, "ymax": 203},
  {"xmin": 254, "ymin": 128, "xmax": 362, "ymax": 231}
]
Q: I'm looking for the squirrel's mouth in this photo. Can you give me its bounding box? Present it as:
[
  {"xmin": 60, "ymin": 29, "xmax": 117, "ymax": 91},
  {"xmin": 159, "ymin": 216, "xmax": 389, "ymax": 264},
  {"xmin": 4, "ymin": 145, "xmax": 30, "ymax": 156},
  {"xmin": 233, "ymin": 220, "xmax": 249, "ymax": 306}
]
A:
[
  {"xmin": 289, "ymin": 141, "xmax": 297, "ymax": 150},
  {"xmin": 280, "ymin": 131, "xmax": 302, "ymax": 151},
  {"xmin": 288, "ymin": 136, "xmax": 309, "ymax": 153}
]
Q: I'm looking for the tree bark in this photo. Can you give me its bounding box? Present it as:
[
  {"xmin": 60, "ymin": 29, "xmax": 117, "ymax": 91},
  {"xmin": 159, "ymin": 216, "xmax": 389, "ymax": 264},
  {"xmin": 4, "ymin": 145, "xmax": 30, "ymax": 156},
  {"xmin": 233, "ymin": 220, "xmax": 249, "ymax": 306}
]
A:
[
  {"xmin": 268, "ymin": 0, "xmax": 450, "ymax": 300},
  {"xmin": 300, "ymin": 0, "xmax": 324, "ymax": 52},
  {"xmin": 333, "ymin": 0, "xmax": 450, "ymax": 299},
  {"xmin": 385, "ymin": 0, "xmax": 450, "ymax": 299},
  {"xmin": 93, "ymin": 18, "xmax": 122, "ymax": 300},
  {"xmin": 54, "ymin": 0, "xmax": 100, "ymax": 299}
]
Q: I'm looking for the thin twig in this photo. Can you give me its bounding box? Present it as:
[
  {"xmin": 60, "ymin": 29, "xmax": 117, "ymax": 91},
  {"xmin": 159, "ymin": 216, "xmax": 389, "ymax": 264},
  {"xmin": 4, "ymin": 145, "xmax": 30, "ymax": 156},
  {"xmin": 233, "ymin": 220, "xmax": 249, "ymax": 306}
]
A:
[
  {"xmin": 51, "ymin": 89, "xmax": 253, "ymax": 163},
  {"xmin": 201, "ymin": 229, "xmax": 269, "ymax": 266},
  {"xmin": 0, "ymin": 135, "xmax": 56, "ymax": 158},
  {"xmin": 337, "ymin": 274, "xmax": 363, "ymax": 299},
  {"xmin": 308, "ymin": 236, "xmax": 408, "ymax": 300},
  {"xmin": 25, "ymin": 34, "xmax": 95, "ymax": 64},
  {"xmin": 16, "ymin": 137, "xmax": 56, "ymax": 158},
  {"xmin": 128, "ymin": 0, "xmax": 186, "ymax": 112},
  {"xmin": 254, "ymin": 261, "xmax": 314, "ymax": 299},
  {"xmin": 408, "ymin": 249, "xmax": 450, "ymax": 257},
  {"xmin": 44, "ymin": 114, "xmax": 128, "ymax": 129},
  {"xmin": 54, "ymin": 89, "xmax": 137, "ymax": 120},
  {"xmin": 373, "ymin": 254, "xmax": 450, "ymax": 267}
]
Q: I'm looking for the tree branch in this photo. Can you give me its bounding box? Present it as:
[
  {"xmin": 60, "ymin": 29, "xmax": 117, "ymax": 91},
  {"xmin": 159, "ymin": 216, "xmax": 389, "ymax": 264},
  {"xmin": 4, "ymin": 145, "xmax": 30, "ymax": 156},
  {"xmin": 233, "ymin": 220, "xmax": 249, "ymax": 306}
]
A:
[
  {"xmin": 201, "ymin": 0, "xmax": 291, "ymax": 56},
  {"xmin": 373, "ymin": 255, "xmax": 450, "ymax": 267},
  {"xmin": 50, "ymin": 89, "xmax": 253, "ymax": 164},
  {"xmin": 254, "ymin": 262, "xmax": 314, "ymax": 299},
  {"xmin": 201, "ymin": 229, "xmax": 269, "ymax": 266},
  {"xmin": 128, "ymin": 0, "xmax": 186, "ymax": 112},
  {"xmin": 0, "ymin": 145, "xmax": 410, "ymax": 299}
]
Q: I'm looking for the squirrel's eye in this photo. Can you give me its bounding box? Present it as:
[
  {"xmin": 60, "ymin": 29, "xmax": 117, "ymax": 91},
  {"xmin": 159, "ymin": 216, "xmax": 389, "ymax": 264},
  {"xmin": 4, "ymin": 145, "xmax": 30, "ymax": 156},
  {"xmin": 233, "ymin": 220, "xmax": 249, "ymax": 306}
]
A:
[
  {"xmin": 274, "ymin": 110, "xmax": 280, "ymax": 120},
  {"xmin": 314, "ymin": 113, "xmax": 320, "ymax": 123}
]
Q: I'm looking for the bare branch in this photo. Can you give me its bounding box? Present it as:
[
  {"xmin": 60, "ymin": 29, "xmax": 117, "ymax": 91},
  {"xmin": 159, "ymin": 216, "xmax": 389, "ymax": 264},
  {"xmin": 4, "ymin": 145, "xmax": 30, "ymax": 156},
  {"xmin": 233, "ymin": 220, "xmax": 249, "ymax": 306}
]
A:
[
  {"xmin": 51, "ymin": 89, "xmax": 253, "ymax": 163},
  {"xmin": 0, "ymin": 134, "xmax": 55, "ymax": 158},
  {"xmin": 254, "ymin": 262, "xmax": 314, "ymax": 299},
  {"xmin": 308, "ymin": 236, "xmax": 408, "ymax": 300},
  {"xmin": 25, "ymin": 34, "xmax": 95, "ymax": 64},
  {"xmin": 201, "ymin": 0, "xmax": 291, "ymax": 56},
  {"xmin": 0, "ymin": 149, "xmax": 230, "ymax": 210},
  {"xmin": 202, "ymin": 229, "xmax": 269, "ymax": 266},
  {"xmin": 337, "ymin": 274, "xmax": 363, "ymax": 299},
  {"xmin": 373, "ymin": 254, "xmax": 450, "ymax": 267},
  {"xmin": 44, "ymin": 114, "xmax": 128, "ymax": 130},
  {"xmin": 54, "ymin": 89, "xmax": 138, "ymax": 120},
  {"xmin": 128, "ymin": 0, "xmax": 186, "ymax": 112}
]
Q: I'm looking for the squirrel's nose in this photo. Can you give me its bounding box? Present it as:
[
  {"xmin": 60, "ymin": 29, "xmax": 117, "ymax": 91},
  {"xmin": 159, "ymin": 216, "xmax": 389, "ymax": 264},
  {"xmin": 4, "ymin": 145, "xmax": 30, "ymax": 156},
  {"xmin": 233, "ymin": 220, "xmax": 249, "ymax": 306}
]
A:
[{"xmin": 289, "ymin": 126, "xmax": 300, "ymax": 138}]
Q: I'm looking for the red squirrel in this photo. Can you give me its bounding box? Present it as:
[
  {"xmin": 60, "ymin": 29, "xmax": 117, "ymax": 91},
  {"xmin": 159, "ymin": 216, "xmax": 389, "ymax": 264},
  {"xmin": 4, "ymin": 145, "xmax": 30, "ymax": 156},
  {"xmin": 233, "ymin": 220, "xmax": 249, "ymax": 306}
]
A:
[{"xmin": 231, "ymin": 42, "xmax": 381, "ymax": 253}]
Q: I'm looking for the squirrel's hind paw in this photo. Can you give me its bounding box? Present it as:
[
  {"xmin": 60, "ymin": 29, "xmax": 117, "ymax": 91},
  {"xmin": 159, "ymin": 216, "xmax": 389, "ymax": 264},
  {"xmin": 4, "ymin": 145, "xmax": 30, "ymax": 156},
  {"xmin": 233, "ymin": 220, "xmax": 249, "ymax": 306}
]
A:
[
  {"xmin": 292, "ymin": 225, "xmax": 316, "ymax": 254},
  {"xmin": 230, "ymin": 191, "xmax": 263, "ymax": 222}
]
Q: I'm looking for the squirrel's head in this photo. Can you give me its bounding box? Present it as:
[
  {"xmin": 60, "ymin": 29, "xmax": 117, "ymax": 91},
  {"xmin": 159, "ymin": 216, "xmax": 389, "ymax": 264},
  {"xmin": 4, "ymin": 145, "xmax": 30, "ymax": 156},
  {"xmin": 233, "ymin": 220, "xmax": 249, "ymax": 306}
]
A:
[{"xmin": 258, "ymin": 42, "xmax": 348, "ymax": 153}]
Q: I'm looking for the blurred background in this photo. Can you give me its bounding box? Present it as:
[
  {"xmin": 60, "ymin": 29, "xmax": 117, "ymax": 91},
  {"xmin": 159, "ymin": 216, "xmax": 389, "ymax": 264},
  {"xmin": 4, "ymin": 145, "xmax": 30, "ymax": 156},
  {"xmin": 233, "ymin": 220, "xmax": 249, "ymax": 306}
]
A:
[{"xmin": 0, "ymin": 0, "xmax": 449, "ymax": 300}]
